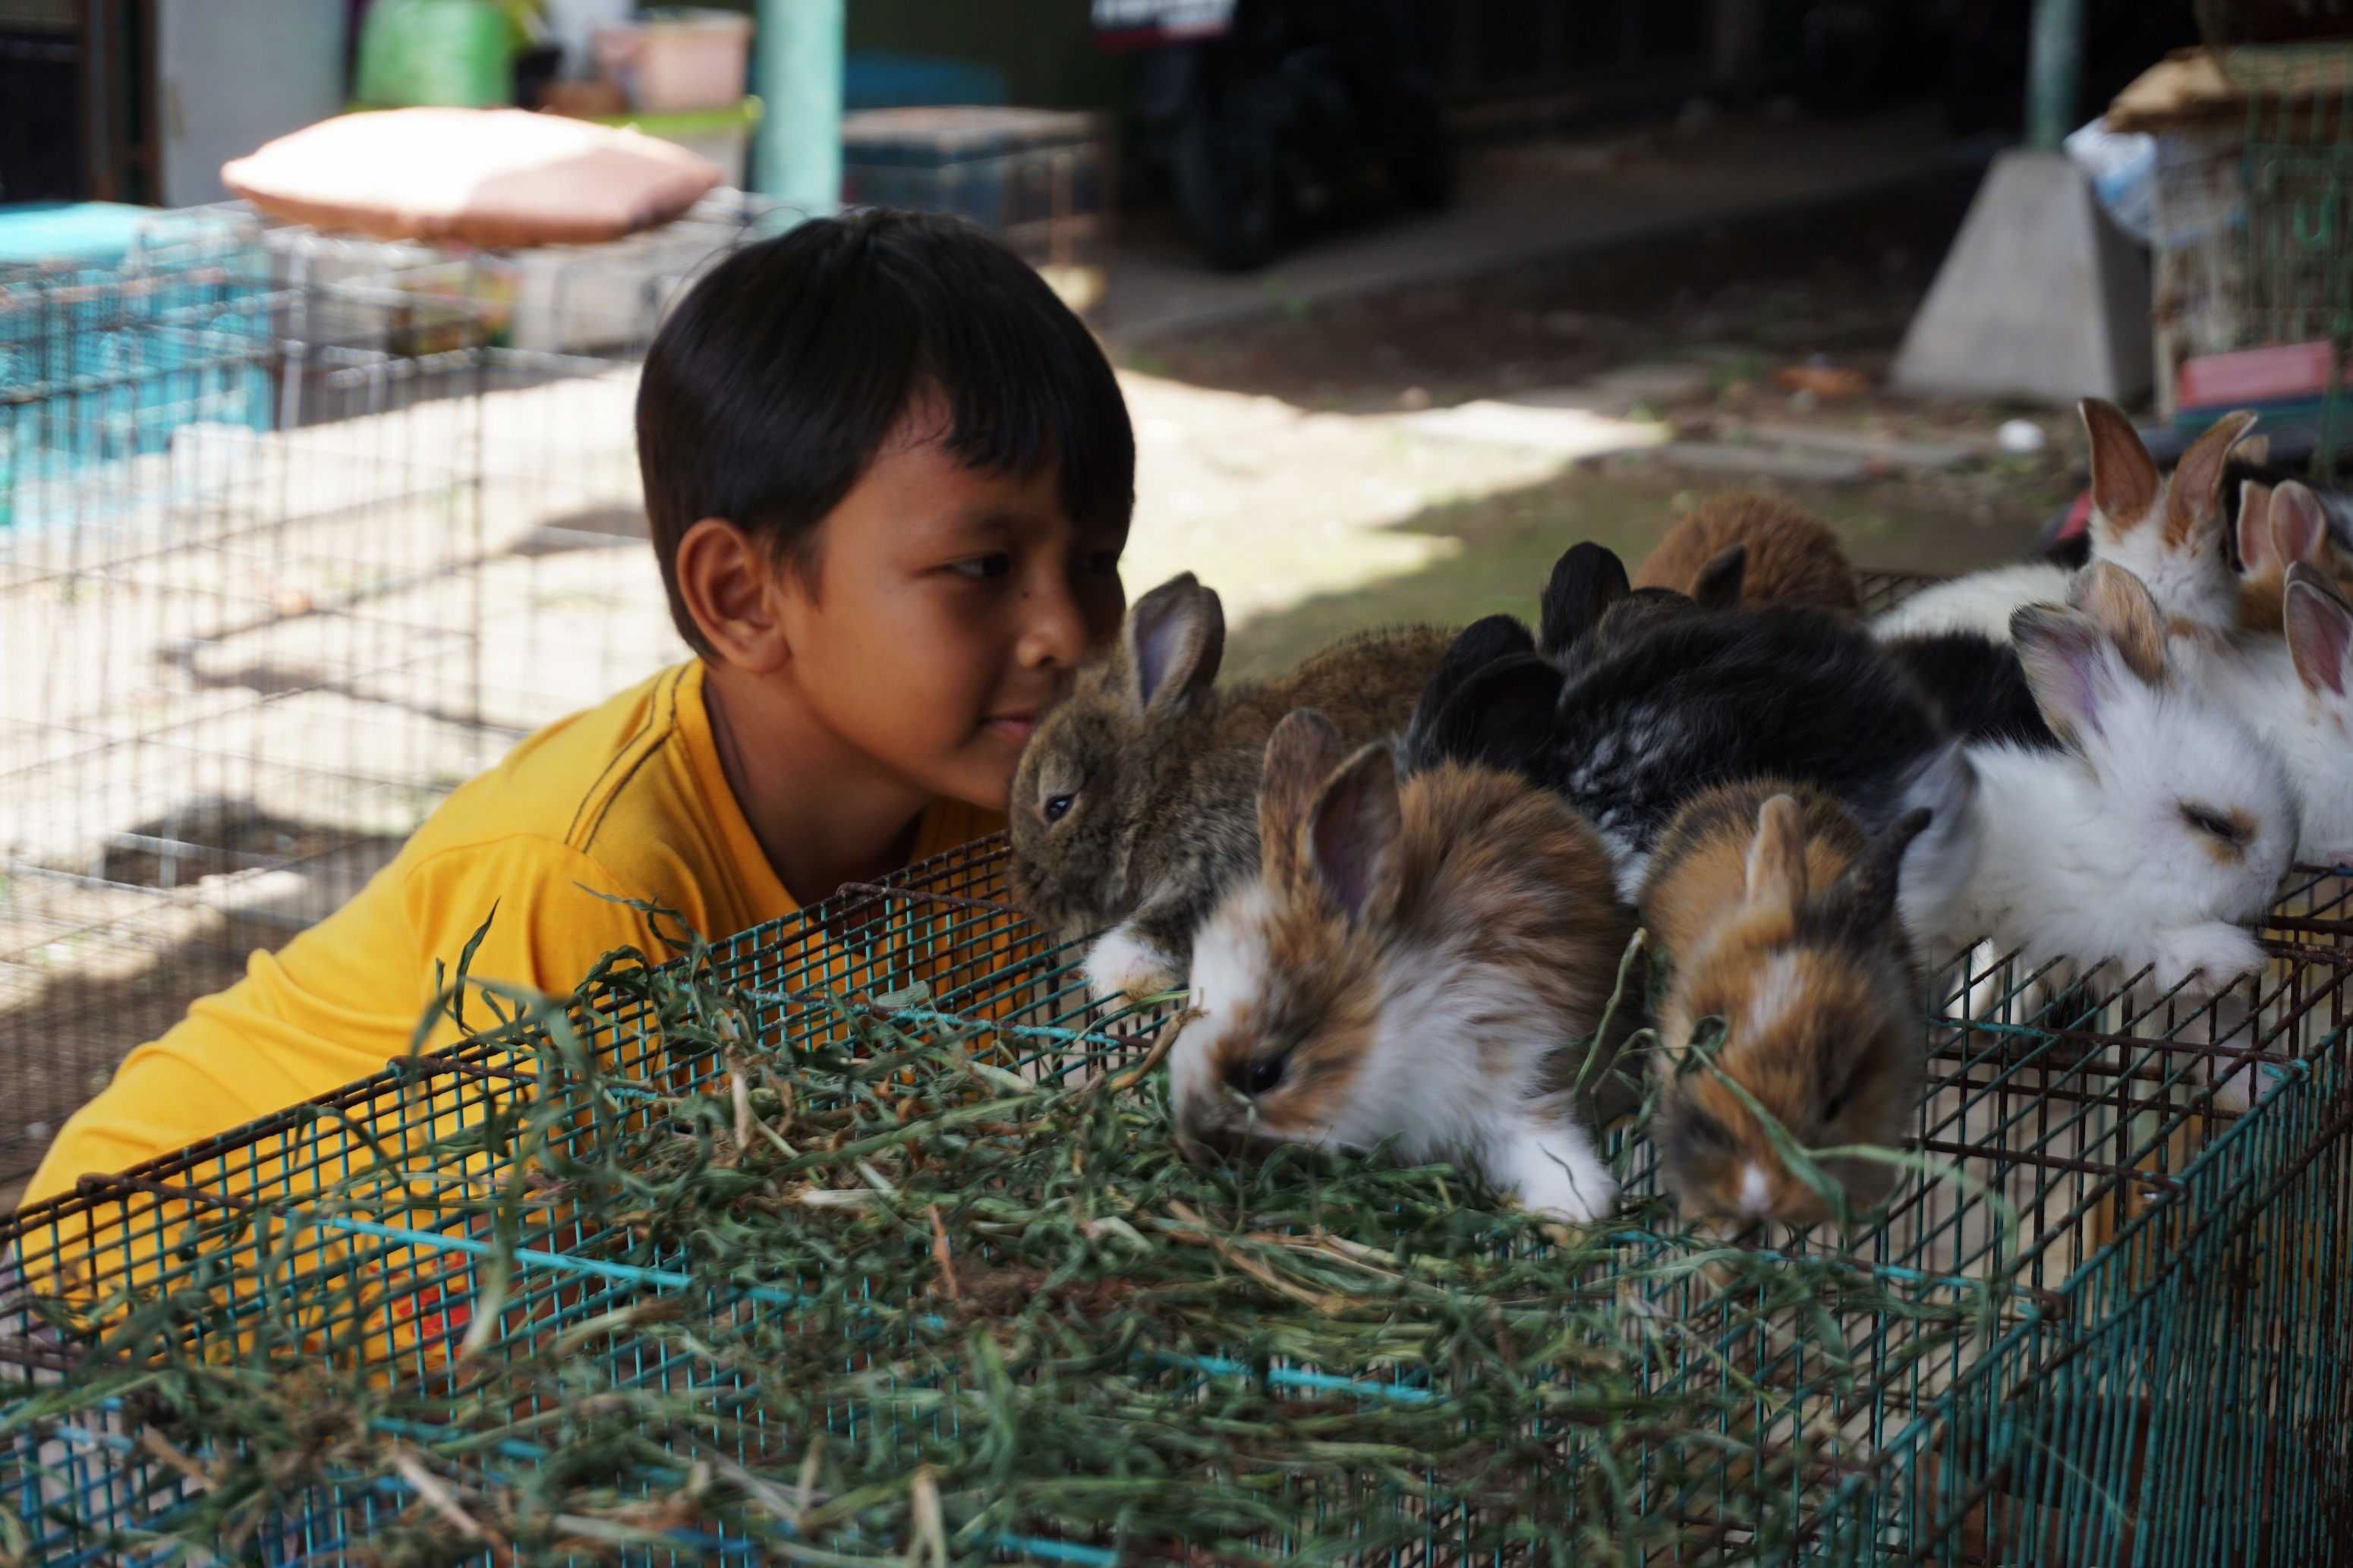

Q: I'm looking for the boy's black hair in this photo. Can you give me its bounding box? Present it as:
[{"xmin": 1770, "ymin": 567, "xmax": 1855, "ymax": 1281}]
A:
[{"xmin": 637, "ymin": 209, "xmax": 1135, "ymax": 654}]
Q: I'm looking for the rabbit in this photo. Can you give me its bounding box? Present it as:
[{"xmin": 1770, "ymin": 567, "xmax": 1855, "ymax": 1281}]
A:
[
  {"xmin": 1417, "ymin": 542, "xmax": 1977, "ymax": 908},
  {"xmin": 1008, "ymin": 571, "xmax": 1452, "ymax": 1002},
  {"xmin": 2235, "ymin": 479, "xmax": 2353, "ymax": 635},
  {"xmin": 1167, "ymin": 709, "xmax": 1638, "ymax": 1222},
  {"xmin": 1878, "ymin": 629, "xmax": 2056, "ymax": 751},
  {"xmin": 1898, "ymin": 562, "xmax": 2299, "ymax": 1000},
  {"xmin": 1869, "ymin": 401, "xmax": 2257, "ymax": 643},
  {"xmin": 1537, "ymin": 540, "xmax": 1737, "ymax": 674},
  {"xmin": 2184, "ymin": 562, "xmax": 2353, "ymax": 868},
  {"xmin": 1634, "ymin": 493, "xmax": 1863, "ymax": 619},
  {"xmin": 1640, "ymin": 782, "xmax": 1932, "ymax": 1224}
]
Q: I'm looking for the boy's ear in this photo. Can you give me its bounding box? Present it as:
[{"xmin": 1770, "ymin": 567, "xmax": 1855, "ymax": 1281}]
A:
[{"xmin": 675, "ymin": 516, "xmax": 790, "ymax": 672}]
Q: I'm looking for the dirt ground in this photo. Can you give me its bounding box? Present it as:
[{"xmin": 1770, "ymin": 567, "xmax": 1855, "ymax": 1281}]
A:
[{"xmin": 1115, "ymin": 169, "xmax": 2082, "ymax": 675}]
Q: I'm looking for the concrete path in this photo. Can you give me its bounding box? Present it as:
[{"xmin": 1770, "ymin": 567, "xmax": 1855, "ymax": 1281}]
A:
[{"xmin": 1097, "ymin": 104, "xmax": 1967, "ymax": 346}]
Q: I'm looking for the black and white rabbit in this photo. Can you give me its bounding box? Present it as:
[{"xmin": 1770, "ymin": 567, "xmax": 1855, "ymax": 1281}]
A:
[{"xmin": 1415, "ymin": 543, "xmax": 1978, "ymax": 907}]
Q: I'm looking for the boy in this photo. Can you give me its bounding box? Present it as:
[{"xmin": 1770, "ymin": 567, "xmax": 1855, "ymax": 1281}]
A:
[{"xmin": 27, "ymin": 212, "xmax": 1135, "ymax": 1204}]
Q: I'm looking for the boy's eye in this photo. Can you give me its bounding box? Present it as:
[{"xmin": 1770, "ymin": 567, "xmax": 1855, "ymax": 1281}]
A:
[
  {"xmin": 1085, "ymin": 549, "xmax": 1121, "ymax": 575},
  {"xmin": 950, "ymin": 553, "xmax": 1013, "ymax": 581}
]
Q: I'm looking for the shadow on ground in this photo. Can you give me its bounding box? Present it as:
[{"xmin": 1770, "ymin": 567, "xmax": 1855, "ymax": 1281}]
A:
[{"xmin": 1221, "ymin": 464, "xmax": 2053, "ymax": 680}]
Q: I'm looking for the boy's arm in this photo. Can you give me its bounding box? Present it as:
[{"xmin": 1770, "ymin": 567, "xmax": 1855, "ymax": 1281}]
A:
[{"xmin": 24, "ymin": 836, "xmax": 678, "ymax": 1205}]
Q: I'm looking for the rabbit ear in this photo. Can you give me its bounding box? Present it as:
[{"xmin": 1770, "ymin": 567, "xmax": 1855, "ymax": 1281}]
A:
[
  {"xmin": 1260, "ymin": 710, "xmax": 1345, "ymax": 883},
  {"xmin": 1424, "ymin": 653, "xmax": 1563, "ymax": 776},
  {"xmin": 2166, "ymin": 409, "xmax": 2259, "ymax": 552},
  {"xmin": 2285, "ymin": 565, "xmax": 2353, "ymax": 699},
  {"xmin": 1693, "ymin": 545, "xmax": 1747, "ymax": 612},
  {"xmin": 2238, "ymin": 481, "xmax": 2277, "ymax": 576},
  {"xmin": 2068, "ymin": 561, "xmax": 2169, "ymax": 686},
  {"xmin": 1743, "ymin": 795, "xmax": 1810, "ymax": 920},
  {"xmin": 2270, "ymin": 481, "xmax": 2329, "ymax": 568},
  {"xmin": 1825, "ymin": 807, "xmax": 1933, "ymax": 940},
  {"xmin": 1539, "ymin": 543, "xmax": 1630, "ymax": 656},
  {"xmin": 2012, "ymin": 604, "xmax": 2120, "ymax": 749},
  {"xmin": 1125, "ymin": 574, "xmax": 1224, "ymax": 716},
  {"xmin": 2082, "ymin": 398, "xmax": 2160, "ymax": 541},
  {"xmin": 1309, "ymin": 743, "xmax": 1402, "ymax": 924}
]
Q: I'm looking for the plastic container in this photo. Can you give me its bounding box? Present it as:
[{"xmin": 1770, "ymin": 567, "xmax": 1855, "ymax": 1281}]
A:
[
  {"xmin": 843, "ymin": 51, "xmax": 1009, "ymax": 111},
  {"xmin": 354, "ymin": 0, "xmax": 512, "ymax": 109},
  {"xmin": 593, "ymin": 9, "xmax": 751, "ymax": 114}
]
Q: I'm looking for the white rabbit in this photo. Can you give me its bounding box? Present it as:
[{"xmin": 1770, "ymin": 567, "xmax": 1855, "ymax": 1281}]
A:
[
  {"xmin": 2181, "ymin": 562, "xmax": 2353, "ymax": 869},
  {"xmin": 1900, "ymin": 563, "xmax": 2298, "ymax": 1002},
  {"xmin": 1167, "ymin": 710, "xmax": 1636, "ymax": 1223},
  {"xmin": 1872, "ymin": 401, "xmax": 2256, "ymax": 644}
]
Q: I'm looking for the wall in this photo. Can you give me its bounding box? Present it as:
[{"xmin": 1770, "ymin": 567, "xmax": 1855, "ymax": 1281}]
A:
[{"xmin": 156, "ymin": 0, "xmax": 345, "ymax": 206}]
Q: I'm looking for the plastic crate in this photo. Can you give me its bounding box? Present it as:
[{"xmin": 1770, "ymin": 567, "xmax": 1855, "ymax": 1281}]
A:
[
  {"xmin": 4, "ymin": 574, "xmax": 2350, "ymax": 1563},
  {"xmin": 841, "ymin": 107, "xmax": 1110, "ymax": 277}
]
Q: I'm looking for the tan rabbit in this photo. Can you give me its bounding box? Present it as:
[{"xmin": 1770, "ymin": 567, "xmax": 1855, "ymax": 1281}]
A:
[
  {"xmin": 2236, "ymin": 479, "xmax": 2353, "ymax": 635},
  {"xmin": 1634, "ymin": 494, "xmax": 1862, "ymax": 619},
  {"xmin": 1167, "ymin": 710, "xmax": 1638, "ymax": 1221},
  {"xmin": 1640, "ymin": 781, "xmax": 1932, "ymax": 1225},
  {"xmin": 1008, "ymin": 572, "xmax": 1451, "ymax": 1000}
]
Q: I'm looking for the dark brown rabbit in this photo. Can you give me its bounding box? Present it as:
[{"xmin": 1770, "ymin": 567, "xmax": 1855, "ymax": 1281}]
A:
[
  {"xmin": 1008, "ymin": 571, "xmax": 1451, "ymax": 1000},
  {"xmin": 1640, "ymin": 780, "xmax": 1930, "ymax": 1225},
  {"xmin": 1634, "ymin": 493, "xmax": 1862, "ymax": 619}
]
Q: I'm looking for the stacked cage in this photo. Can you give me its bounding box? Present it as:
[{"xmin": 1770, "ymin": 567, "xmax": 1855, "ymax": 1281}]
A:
[
  {"xmin": 2, "ymin": 581, "xmax": 2350, "ymax": 1565},
  {"xmin": 0, "ymin": 197, "xmax": 795, "ymax": 1190}
]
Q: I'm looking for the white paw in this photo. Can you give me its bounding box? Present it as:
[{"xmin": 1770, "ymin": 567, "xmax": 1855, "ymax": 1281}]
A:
[
  {"xmin": 1492, "ymin": 1115, "xmax": 1617, "ymax": 1223},
  {"xmin": 1082, "ymin": 925, "xmax": 1177, "ymax": 1003},
  {"xmin": 2150, "ymin": 924, "xmax": 2263, "ymax": 1000}
]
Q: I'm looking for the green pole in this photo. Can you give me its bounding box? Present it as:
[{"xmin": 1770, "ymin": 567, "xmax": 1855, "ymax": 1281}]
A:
[
  {"xmin": 755, "ymin": 0, "xmax": 843, "ymax": 213},
  {"xmin": 2026, "ymin": 0, "xmax": 2084, "ymax": 152}
]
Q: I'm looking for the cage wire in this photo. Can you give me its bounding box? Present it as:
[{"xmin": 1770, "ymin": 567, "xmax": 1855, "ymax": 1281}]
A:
[
  {"xmin": 0, "ymin": 195, "xmax": 796, "ymax": 1191},
  {"xmin": 0, "ymin": 581, "xmax": 2348, "ymax": 1565}
]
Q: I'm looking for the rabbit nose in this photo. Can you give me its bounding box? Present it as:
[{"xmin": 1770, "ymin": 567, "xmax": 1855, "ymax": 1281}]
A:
[{"xmin": 1737, "ymin": 1163, "xmax": 1773, "ymax": 1216}]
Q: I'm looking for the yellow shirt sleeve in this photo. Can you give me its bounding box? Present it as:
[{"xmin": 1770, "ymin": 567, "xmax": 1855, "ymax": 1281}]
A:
[{"xmin": 24, "ymin": 835, "xmax": 673, "ymax": 1202}]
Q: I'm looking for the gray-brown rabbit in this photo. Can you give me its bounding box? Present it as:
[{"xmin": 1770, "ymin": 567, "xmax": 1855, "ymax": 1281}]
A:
[{"xmin": 1008, "ymin": 571, "xmax": 1451, "ymax": 1000}]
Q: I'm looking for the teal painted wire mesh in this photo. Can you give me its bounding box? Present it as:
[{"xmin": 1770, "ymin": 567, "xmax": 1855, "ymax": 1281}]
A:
[
  {"xmin": 0, "ymin": 569, "xmax": 2348, "ymax": 1563},
  {"xmin": 2234, "ymin": 44, "xmax": 2353, "ymax": 471}
]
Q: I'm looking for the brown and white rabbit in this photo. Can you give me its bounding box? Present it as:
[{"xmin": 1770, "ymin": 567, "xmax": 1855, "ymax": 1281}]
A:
[
  {"xmin": 2235, "ymin": 479, "xmax": 2353, "ymax": 634},
  {"xmin": 1009, "ymin": 573, "xmax": 1451, "ymax": 1000},
  {"xmin": 1634, "ymin": 493, "xmax": 1863, "ymax": 619},
  {"xmin": 1167, "ymin": 710, "xmax": 1636, "ymax": 1221},
  {"xmin": 1641, "ymin": 783, "xmax": 1931, "ymax": 1225}
]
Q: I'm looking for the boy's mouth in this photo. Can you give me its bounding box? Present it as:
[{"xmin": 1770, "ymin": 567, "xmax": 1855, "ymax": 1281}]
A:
[{"xmin": 985, "ymin": 712, "xmax": 1039, "ymax": 743}]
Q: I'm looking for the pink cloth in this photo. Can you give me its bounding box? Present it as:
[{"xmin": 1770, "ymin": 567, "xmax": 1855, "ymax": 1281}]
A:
[{"xmin": 223, "ymin": 107, "xmax": 723, "ymax": 247}]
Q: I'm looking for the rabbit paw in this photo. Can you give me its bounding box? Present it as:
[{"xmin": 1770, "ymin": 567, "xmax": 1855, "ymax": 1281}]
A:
[
  {"xmin": 2150, "ymin": 923, "xmax": 2263, "ymax": 1000},
  {"xmin": 1083, "ymin": 926, "xmax": 1178, "ymax": 1003},
  {"xmin": 1494, "ymin": 1117, "xmax": 1617, "ymax": 1223}
]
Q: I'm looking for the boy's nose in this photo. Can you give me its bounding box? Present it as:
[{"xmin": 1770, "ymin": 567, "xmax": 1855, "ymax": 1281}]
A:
[{"xmin": 1015, "ymin": 568, "xmax": 1091, "ymax": 669}]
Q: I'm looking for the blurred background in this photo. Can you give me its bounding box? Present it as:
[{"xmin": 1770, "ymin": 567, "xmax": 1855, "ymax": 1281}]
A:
[{"xmin": 2, "ymin": 0, "xmax": 2347, "ymax": 1199}]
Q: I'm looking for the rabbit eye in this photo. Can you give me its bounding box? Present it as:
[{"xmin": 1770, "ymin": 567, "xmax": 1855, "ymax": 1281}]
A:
[
  {"xmin": 2181, "ymin": 803, "xmax": 2247, "ymax": 846},
  {"xmin": 1043, "ymin": 794, "xmax": 1075, "ymax": 824},
  {"xmin": 1822, "ymin": 1088, "xmax": 1849, "ymax": 1123},
  {"xmin": 1238, "ymin": 1056, "xmax": 1285, "ymax": 1096}
]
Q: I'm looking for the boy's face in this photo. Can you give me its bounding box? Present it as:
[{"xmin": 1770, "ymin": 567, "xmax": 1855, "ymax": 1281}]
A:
[{"xmin": 767, "ymin": 422, "xmax": 1126, "ymax": 808}]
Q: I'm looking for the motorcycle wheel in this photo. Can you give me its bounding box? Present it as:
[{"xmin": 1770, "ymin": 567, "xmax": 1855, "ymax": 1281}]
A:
[{"xmin": 1171, "ymin": 91, "xmax": 1287, "ymax": 271}]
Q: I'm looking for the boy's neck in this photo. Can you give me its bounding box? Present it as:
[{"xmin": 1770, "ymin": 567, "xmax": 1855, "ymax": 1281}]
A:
[{"xmin": 699, "ymin": 661, "xmax": 934, "ymax": 908}]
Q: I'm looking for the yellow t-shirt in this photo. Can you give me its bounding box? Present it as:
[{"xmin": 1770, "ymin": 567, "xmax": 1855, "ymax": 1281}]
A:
[{"xmin": 27, "ymin": 660, "xmax": 1001, "ymax": 1204}]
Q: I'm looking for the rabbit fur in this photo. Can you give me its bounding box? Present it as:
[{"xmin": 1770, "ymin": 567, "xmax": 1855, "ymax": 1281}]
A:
[
  {"xmin": 1897, "ymin": 563, "xmax": 2298, "ymax": 1000},
  {"xmin": 1634, "ymin": 493, "xmax": 1863, "ymax": 619},
  {"xmin": 1167, "ymin": 710, "xmax": 1636, "ymax": 1222},
  {"xmin": 1640, "ymin": 782, "xmax": 1931, "ymax": 1224},
  {"xmin": 1417, "ymin": 543, "xmax": 1973, "ymax": 905},
  {"xmin": 1007, "ymin": 571, "xmax": 1451, "ymax": 1001}
]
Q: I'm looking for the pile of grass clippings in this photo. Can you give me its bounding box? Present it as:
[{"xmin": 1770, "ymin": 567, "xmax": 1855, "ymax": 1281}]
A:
[{"xmin": 1, "ymin": 921, "xmax": 2011, "ymax": 1568}]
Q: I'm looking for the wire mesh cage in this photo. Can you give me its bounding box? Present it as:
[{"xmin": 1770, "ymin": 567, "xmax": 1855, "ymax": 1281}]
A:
[
  {"xmin": 1, "ymin": 570, "xmax": 2348, "ymax": 1562},
  {"xmin": 0, "ymin": 200, "xmax": 806, "ymax": 1188}
]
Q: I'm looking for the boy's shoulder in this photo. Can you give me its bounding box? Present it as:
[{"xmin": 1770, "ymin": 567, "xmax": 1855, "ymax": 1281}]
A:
[{"xmin": 396, "ymin": 661, "xmax": 773, "ymax": 934}]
